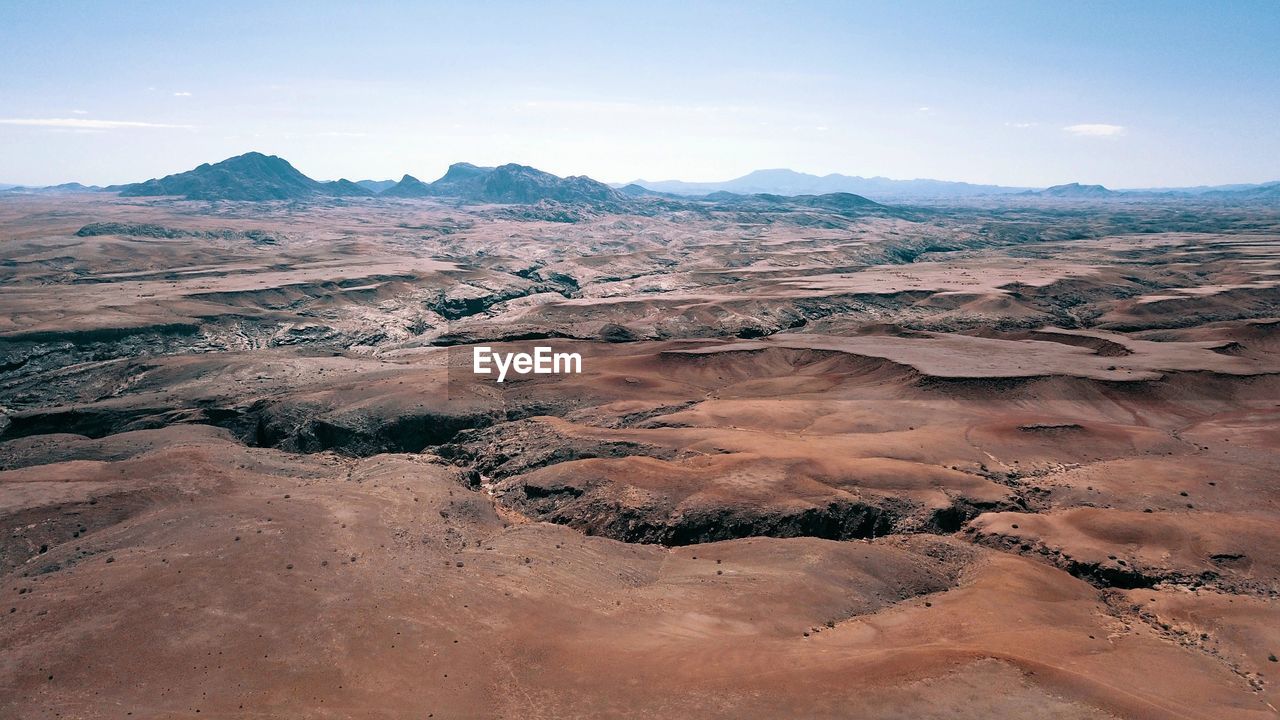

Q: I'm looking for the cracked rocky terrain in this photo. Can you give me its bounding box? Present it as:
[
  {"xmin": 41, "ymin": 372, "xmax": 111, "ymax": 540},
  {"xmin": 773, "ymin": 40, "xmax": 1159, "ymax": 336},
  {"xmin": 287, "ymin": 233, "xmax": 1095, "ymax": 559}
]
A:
[{"xmin": 4, "ymin": 192, "xmax": 1280, "ymax": 719}]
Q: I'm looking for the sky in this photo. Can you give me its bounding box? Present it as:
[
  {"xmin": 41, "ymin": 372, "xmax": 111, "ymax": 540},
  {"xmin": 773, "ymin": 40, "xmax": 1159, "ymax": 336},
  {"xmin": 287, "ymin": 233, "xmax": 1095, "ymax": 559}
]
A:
[{"xmin": 1, "ymin": 0, "xmax": 1278, "ymax": 188}]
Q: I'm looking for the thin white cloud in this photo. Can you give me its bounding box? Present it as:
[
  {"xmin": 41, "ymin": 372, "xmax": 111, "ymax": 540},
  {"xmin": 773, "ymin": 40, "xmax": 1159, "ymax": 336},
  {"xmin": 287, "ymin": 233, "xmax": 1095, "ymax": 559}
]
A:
[
  {"xmin": 918, "ymin": 106, "xmax": 932, "ymax": 112},
  {"xmin": 71, "ymin": 109, "xmax": 89, "ymax": 115},
  {"xmin": 1064, "ymin": 123, "xmax": 1125, "ymax": 137},
  {"xmin": 520, "ymin": 99, "xmax": 748, "ymax": 116},
  {"xmin": 173, "ymin": 91, "xmax": 193, "ymax": 97},
  {"xmin": 1005, "ymin": 121, "xmax": 1037, "ymax": 128},
  {"xmin": 0, "ymin": 118, "xmax": 194, "ymax": 130}
]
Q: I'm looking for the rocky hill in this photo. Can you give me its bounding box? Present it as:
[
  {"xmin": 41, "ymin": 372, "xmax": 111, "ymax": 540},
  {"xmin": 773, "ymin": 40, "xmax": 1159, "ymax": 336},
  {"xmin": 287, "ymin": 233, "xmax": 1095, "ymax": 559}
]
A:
[
  {"xmin": 380, "ymin": 174, "xmax": 434, "ymax": 198},
  {"xmin": 380, "ymin": 162, "xmax": 625, "ymax": 205},
  {"xmin": 118, "ymin": 152, "xmax": 361, "ymax": 201},
  {"xmin": 1032, "ymin": 183, "xmax": 1116, "ymax": 198}
]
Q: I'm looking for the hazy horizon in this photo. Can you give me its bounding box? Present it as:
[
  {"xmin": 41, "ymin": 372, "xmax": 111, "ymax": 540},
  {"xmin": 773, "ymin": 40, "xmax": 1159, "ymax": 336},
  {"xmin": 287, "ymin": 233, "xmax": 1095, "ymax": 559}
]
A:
[
  {"xmin": 2, "ymin": 1, "xmax": 1278, "ymax": 188},
  {"xmin": 7, "ymin": 150, "xmax": 1279, "ymax": 192}
]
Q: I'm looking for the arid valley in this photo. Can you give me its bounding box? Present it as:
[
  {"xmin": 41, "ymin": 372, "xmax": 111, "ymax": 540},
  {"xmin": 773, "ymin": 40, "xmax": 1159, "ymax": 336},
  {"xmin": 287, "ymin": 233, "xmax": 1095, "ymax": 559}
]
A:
[{"xmin": 2, "ymin": 158, "xmax": 1280, "ymax": 719}]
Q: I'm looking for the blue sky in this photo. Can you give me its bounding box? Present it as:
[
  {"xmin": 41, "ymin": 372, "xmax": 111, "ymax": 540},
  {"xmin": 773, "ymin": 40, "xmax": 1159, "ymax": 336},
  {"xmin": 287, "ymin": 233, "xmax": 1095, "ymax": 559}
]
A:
[{"xmin": 1, "ymin": 0, "xmax": 1277, "ymax": 187}]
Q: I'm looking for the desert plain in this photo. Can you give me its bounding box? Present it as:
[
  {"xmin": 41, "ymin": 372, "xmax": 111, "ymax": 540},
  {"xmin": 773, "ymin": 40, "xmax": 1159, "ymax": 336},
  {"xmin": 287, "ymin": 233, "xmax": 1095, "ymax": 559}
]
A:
[{"xmin": 3, "ymin": 187, "xmax": 1280, "ymax": 719}]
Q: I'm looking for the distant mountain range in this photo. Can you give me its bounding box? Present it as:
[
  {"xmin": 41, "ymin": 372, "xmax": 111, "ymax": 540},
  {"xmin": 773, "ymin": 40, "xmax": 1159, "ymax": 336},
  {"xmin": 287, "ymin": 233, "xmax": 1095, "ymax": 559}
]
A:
[
  {"xmin": 97, "ymin": 152, "xmax": 626, "ymax": 205},
  {"xmin": 621, "ymin": 168, "xmax": 1280, "ymax": 202},
  {"xmin": 355, "ymin": 179, "xmax": 397, "ymax": 194},
  {"xmin": 0, "ymin": 181, "xmax": 103, "ymax": 194},
  {"xmin": 624, "ymin": 169, "xmax": 1029, "ymax": 200},
  {"xmin": 1020, "ymin": 181, "xmax": 1280, "ymax": 200},
  {"xmin": 4, "ymin": 154, "xmax": 1276, "ymax": 205},
  {"xmin": 1206, "ymin": 182, "xmax": 1280, "ymax": 201}
]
